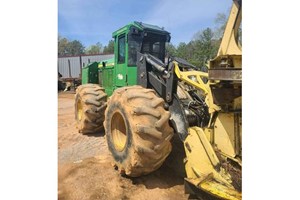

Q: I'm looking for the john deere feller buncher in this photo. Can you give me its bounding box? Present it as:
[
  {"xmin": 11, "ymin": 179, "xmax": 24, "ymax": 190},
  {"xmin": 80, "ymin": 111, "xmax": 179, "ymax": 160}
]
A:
[{"xmin": 74, "ymin": 0, "xmax": 242, "ymax": 199}]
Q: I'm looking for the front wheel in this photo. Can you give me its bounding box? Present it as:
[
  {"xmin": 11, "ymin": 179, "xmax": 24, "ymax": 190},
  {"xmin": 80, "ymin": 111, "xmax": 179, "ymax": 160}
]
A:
[
  {"xmin": 75, "ymin": 84, "xmax": 107, "ymax": 134},
  {"xmin": 104, "ymin": 86, "xmax": 174, "ymax": 177}
]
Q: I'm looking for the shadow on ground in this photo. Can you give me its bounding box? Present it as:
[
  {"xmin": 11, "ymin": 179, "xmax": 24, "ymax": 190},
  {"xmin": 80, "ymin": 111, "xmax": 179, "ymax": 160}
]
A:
[{"xmin": 128, "ymin": 134, "xmax": 186, "ymax": 190}]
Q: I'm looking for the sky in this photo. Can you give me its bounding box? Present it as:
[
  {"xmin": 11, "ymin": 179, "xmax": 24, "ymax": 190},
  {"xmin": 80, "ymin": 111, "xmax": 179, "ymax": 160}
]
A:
[{"xmin": 59, "ymin": 0, "xmax": 232, "ymax": 47}]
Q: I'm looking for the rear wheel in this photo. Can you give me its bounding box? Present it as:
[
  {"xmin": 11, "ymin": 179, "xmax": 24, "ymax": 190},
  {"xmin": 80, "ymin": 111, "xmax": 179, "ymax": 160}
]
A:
[
  {"xmin": 75, "ymin": 84, "xmax": 107, "ymax": 134},
  {"xmin": 104, "ymin": 86, "xmax": 174, "ymax": 177}
]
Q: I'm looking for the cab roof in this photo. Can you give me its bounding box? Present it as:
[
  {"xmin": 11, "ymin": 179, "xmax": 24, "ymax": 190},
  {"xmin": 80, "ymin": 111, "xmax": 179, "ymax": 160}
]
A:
[{"xmin": 112, "ymin": 21, "xmax": 170, "ymax": 38}]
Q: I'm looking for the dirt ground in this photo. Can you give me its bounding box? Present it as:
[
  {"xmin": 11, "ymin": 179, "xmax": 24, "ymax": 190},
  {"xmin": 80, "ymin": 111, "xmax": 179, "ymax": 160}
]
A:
[{"xmin": 58, "ymin": 92, "xmax": 191, "ymax": 200}]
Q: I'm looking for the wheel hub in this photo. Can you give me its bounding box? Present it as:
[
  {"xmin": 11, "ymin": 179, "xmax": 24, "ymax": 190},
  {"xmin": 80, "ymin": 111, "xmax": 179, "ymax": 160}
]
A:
[
  {"xmin": 111, "ymin": 112, "xmax": 127, "ymax": 152},
  {"xmin": 77, "ymin": 99, "xmax": 83, "ymax": 121}
]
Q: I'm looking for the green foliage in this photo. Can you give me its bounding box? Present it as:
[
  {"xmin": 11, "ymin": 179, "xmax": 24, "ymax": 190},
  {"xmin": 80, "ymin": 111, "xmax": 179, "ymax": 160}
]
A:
[
  {"xmin": 164, "ymin": 11, "xmax": 236, "ymax": 69},
  {"xmin": 58, "ymin": 35, "xmax": 85, "ymax": 56},
  {"xmin": 176, "ymin": 42, "xmax": 188, "ymax": 58},
  {"xmin": 85, "ymin": 42, "xmax": 103, "ymax": 54},
  {"xmin": 103, "ymin": 40, "xmax": 114, "ymax": 54},
  {"xmin": 58, "ymin": 35, "xmax": 69, "ymax": 56},
  {"xmin": 191, "ymin": 28, "xmax": 219, "ymax": 67},
  {"xmin": 165, "ymin": 43, "xmax": 177, "ymax": 57},
  {"xmin": 85, "ymin": 45, "xmax": 100, "ymax": 54},
  {"xmin": 167, "ymin": 28, "xmax": 220, "ymax": 68},
  {"xmin": 68, "ymin": 40, "xmax": 85, "ymax": 56},
  {"xmin": 214, "ymin": 13, "xmax": 227, "ymax": 39}
]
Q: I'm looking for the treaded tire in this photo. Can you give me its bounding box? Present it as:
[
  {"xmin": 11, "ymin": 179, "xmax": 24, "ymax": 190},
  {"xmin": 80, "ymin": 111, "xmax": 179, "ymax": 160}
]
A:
[
  {"xmin": 104, "ymin": 86, "xmax": 174, "ymax": 177},
  {"xmin": 75, "ymin": 84, "xmax": 107, "ymax": 134}
]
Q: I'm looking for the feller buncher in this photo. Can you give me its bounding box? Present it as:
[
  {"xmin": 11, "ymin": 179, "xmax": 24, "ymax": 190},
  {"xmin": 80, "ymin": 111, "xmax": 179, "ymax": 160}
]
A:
[{"xmin": 74, "ymin": 0, "xmax": 242, "ymax": 199}]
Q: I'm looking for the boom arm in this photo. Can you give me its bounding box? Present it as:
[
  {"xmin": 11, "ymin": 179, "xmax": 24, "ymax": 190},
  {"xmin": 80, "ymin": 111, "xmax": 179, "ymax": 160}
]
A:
[{"xmin": 217, "ymin": 0, "xmax": 242, "ymax": 57}]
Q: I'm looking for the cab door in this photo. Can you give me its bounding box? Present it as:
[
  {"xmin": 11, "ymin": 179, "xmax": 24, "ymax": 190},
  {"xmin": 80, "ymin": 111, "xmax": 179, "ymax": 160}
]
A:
[{"xmin": 115, "ymin": 34, "xmax": 127, "ymax": 87}]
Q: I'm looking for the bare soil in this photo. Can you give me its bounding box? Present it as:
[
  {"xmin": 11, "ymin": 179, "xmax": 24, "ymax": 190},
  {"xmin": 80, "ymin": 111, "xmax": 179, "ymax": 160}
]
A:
[{"xmin": 58, "ymin": 92, "xmax": 190, "ymax": 200}]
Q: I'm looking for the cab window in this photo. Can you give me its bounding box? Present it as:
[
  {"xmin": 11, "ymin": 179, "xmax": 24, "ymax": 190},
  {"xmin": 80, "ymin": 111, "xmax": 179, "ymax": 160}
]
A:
[{"xmin": 118, "ymin": 35, "xmax": 125, "ymax": 63}]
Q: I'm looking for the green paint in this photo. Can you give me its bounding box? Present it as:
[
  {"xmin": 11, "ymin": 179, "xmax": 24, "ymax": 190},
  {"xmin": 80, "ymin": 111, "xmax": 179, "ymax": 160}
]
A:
[
  {"xmin": 100, "ymin": 66, "xmax": 114, "ymax": 96},
  {"xmin": 82, "ymin": 62, "xmax": 99, "ymax": 84},
  {"xmin": 127, "ymin": 66, "xmax": 137, "ymax": 86},
  {"xmin": 81, "ymin": 21, "xmax": 170, "ymax": 96}
]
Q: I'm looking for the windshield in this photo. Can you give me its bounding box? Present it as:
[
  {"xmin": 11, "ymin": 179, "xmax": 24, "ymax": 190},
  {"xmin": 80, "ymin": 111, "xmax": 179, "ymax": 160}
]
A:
[
  {"xmin": 141, "ymin": 32, "xmax": 166, "ymax": 62},
  {"xmin": 128, "ymin": 31, "xmax": 167, "ymax": 66},
  {"xmin": 128, "ymin": 34, "xmax": 142, "ymax": 66}
]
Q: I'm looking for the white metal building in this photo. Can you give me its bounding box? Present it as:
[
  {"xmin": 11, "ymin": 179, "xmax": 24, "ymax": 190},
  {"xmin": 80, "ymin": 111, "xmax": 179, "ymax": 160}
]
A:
[{"xmin": 58, "ymin": 54, "xmax": 114, "ymax": 78}]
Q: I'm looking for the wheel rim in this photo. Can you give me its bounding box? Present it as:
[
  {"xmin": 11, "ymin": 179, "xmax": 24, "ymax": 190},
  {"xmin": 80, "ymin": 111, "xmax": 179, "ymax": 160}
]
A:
[
  {"xmin": 111, "ymin": 112, "xmax": 127, "ymax": 152},
  {"xmin": 77, "ymin": 99, "xmax": 83, "ymax": 121}
]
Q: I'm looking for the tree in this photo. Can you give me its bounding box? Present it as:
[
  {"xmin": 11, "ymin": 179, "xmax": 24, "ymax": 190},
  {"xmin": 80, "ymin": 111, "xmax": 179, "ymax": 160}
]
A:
[
  {"xmin": 58, "ymin": 35, "xmax": 85, "ymax": 56},
  {"xmin": 174, "ymin": 28, "xmax": 219, "ymax": 68},
  {"xmin": 214, "ymin": 13, "xmax": 228, "ymax": 39},
  {"xmin": 67, "ymin": 40, "xmax": 85, "ymax": 56},
  {"xmin": 193, "ymin": 28, "xmax": 219, "ymax": 67},
  {"xmin": 214, "ymin": 11, "xmax": 242, "ymax": 46},
  {"xmin": 165, "ymin": 43, "xmax": 177, "ymax": 57},
  {"xmin": 96, "ymin": 42, "xmax": 103, "ymax": 53},
  {"xmin": 176, "ymin": 42, "xmax": 188, "ymax": 59},
  {"xmin": 85, "ymin": 42, "xmax": 103, "ymax": 54},
  {"xmin": 85, "ymin": 45, "xmax": 100, "ymax": 54},
  {"xmin": 58, "ymin": 35, "xmax": 69, "ymax": 56},
  {"xmin": 103, "ymin": 40, "xmax": 114, "ymax": 54}
]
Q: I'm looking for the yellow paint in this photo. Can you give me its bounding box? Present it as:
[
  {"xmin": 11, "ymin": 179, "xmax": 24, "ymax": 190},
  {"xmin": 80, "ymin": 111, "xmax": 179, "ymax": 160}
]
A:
[
  {"xmin": 174, "ymin": 62, "xmax": 209, "ymax": 94},
  {"xmin": 77, "ymin": 99, "xmax": 83, "ymax": 121},
  {"xmin": 111, "ymin": 112, "xmax": 127, "ymax": 152},
  {"xmin": 98, "ymin": 63, "xmax": 115, "ymax": 68},
  {"xmin": 216, "ymin": 0, "xmax": 242, "ymax": 57},
  {"xmin": 214, "ymin": 113, "xmax": 236, "ymax": 157},
  {"xmin": 173, "ymin": 63, "xmax": 220, "ymax": 113},
  {"xmin": 204, "ymin": 128, "xmax": 213, "ymax": 143},
  {"xmin": 179, "ymin": 1, "xmax": 242, "ymax": 199},
  {"xmin": 184, "ymin": 127, "xmax": 241, "ymax": 200},
  {"xmin": 200, "ymin": 180, "xmax": 242, "ymax": 200},
  {"xmin": 209, "ymin": 0, "xmax": 242, "ymax": 70}
]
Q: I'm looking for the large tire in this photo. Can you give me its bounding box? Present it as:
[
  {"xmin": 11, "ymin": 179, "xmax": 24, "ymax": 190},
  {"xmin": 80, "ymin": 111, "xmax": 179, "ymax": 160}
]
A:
[
  {"xmin": 104, "ymin": 86, "xmax": 174, "ymax": 177},
  {"xmin": 75, "ymin": 84, "xmax": 107, "ymax": 134}
]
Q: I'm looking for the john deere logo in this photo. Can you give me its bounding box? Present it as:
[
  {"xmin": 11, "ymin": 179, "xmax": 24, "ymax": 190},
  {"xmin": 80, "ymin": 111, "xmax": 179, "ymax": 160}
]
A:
[{"xmin": 117, "ymin": 74, "xmax": 123, "ymax": 80}]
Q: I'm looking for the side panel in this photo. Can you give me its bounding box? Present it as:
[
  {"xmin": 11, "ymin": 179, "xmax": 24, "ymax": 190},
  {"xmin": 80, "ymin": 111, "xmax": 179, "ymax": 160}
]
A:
[
  {"xmin": 98, "ymin": 57, "xmax": 115, "ymax": 96},
  {"xmin": 82, "ymin": 67, "xmax": 88, "ymax": 84},
  {"xmin": 127, "ymin": 67, "xmax": 137, "ymax": 86},
  {"xmin": 101, "ymin": 67, "xmax": 114, "ymax": 96},
  {"xmin": 115, "ymin": 34, "xmax": 127, "ymax": 87},
  {"xmin": 81, "ymin": 62, "xmax": 99, "ymax": 84}
]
